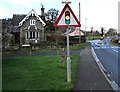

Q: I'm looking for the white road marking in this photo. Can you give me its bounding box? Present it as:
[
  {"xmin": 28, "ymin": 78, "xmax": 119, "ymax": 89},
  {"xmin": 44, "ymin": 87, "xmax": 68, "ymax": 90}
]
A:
[
  {"xmin": 94, "ymin": 46, "xmax": 120, "ymax": 49},
  {"xmin": 111, "ymin": 46, "xmax": 114, "ymax": 48},
  {"xmin": 113, "ymin": 49, "xmax": 118, "ymax": 53}
]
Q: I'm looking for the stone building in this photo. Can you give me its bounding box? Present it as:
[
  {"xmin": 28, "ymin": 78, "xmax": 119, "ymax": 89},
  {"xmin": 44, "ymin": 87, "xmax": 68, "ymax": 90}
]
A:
[{"xmin": 8, "ymin": 6, "xmax": 46, "ymax": 45}]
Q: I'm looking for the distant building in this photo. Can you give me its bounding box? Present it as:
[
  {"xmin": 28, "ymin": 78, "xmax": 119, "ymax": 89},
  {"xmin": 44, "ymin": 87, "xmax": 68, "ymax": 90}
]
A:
[
  {"xmin": 68, "ymin": 27, "xmax": 84, "ymax": 36},
  {"xmin": 64, "ymin": 27, "xmax": 86, "ymax": 43},
  {"xmin": 64, "ymin": 27, "xmax": 84, "ymax": 36}
]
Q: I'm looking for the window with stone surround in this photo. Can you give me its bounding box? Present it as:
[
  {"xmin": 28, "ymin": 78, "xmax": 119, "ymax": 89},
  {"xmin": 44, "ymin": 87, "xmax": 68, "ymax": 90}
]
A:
[{"xmin": 30, "ymin": 19, "xmax": 36, "ymax": 25}]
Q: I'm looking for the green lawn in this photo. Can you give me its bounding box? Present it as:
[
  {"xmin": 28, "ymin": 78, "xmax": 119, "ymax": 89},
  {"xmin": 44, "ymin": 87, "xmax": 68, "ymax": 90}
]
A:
[{"xmin": 3, "ymin": 55, "xmax": 79, "ymax": 90}]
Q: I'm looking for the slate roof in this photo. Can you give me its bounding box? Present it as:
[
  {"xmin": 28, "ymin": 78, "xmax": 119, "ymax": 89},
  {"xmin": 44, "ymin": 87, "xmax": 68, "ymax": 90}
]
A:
[
  {"xmin": 29, "ymin": 26, "xmax": 43, "ymax": 31},
  {"xmin": 12, "ymin": 14, "xmax": 43, "ymax": 26},
  {"xmin": 23, "ymin": 26, "xmax": 43, "ymax": 31},
  {"xmin": 12, "ymin": 14, "xmax": 26, "ymax": 26}
]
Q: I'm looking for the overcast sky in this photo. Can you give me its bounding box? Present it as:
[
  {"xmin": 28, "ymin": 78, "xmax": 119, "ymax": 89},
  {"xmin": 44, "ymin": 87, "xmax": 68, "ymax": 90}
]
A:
[{"xmin": 0, "ymin": 0, "xmax": 119, "ymax": 31}]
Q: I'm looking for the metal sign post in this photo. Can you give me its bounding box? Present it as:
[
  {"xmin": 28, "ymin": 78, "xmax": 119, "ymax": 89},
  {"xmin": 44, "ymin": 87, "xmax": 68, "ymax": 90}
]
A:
[
  {"xmin": 54, "ymin": 0, "xmax": 81, "ymax": 82},
  {"xmin": 63, "ymin": 0, "xmax": 72, "ymax": 82},
  {"xmin": 66, "ymin": 27, "xmax": 71, "ymax": 82}
]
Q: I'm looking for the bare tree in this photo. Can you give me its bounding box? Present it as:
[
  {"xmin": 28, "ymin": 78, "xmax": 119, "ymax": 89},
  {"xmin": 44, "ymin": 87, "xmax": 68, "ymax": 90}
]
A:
[
  {"xmin": 90, "ymin": 27, "xmax": 94, "ymax": 36},
  {"xmin": 106, "ymin": 28, "xmax": 117, "ymax": 36},
  {"xmin": 100, "ymin": 27, "xmax": 105, "ymax": 36}
]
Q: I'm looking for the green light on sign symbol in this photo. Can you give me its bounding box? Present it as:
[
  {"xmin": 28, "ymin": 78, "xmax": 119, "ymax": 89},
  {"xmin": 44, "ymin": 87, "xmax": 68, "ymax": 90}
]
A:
[{"xmin": 65, "ymin": 11, "xmax": 70, "ymax": 24}]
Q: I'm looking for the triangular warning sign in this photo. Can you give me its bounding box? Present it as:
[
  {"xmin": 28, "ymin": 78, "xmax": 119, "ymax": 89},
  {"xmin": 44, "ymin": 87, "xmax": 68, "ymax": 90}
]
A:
[{"xmin": 54, "ymin": 4, "xmax": 81, "ymax": 27}]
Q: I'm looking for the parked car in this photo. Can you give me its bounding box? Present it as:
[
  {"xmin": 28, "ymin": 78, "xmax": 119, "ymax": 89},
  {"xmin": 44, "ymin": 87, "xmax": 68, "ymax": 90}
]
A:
[{"xmin": 99, "ymin": 37, "xmax": 104, "ymax": 40}]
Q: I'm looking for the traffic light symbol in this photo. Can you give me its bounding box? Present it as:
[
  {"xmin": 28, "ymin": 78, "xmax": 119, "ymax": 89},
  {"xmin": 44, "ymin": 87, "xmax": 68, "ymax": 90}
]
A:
[{"xmin": 65, "ymin": 11, "xmax": 70, "ymax": 24}]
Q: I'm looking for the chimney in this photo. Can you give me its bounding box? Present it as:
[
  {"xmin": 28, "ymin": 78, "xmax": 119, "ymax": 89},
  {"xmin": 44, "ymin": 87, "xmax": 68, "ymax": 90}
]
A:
[{"xmin": 41, "ymin": 4, "xmax": 45, "ymax": 21}]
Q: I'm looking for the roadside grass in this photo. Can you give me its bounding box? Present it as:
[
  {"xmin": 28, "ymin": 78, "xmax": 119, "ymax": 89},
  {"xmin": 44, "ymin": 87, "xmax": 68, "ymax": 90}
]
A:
[
  {"xmin": 87, "ymin": 36, "xmax": 102, "ymax": 40},
  {"xmin": 110, "ymin": 42, "xmax": 120, "ymax": 46},
  {"xmin": 3, "ymin": 55, "xmax": 79, "ymax": 90},
  {"xmin": 110, "ymin": 37, "xmax": 120, "ymax": 46}
]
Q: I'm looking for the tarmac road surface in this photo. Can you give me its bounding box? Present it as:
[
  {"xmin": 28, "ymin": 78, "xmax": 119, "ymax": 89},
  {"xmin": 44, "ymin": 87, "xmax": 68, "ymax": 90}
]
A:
[{"xmin": 88, "ymin": 38, "xmax": 120, "ymax": 89}]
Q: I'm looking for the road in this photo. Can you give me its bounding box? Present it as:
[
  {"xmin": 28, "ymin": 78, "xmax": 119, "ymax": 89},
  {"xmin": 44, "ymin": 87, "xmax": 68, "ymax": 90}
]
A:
[{"xmin": 88, "ymin": 38, "xmax": 120, "ymax": 89}]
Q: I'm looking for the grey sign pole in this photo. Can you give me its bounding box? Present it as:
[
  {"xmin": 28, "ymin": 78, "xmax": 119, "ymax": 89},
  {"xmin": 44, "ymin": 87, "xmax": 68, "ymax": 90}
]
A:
[
  {"xmin": 62, "ymin": 0, "xmax": 72, "ymax": 82},
  {"xmin": 66, "ymin": 28, "xmax": 71, "ymax": 82},
  {"xmin": 55, "ymin": 0, "xmax": 80, "ymax": 83}
]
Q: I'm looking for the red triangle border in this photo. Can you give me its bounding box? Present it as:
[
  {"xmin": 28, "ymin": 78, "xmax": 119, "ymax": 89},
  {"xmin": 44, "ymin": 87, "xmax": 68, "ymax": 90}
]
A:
[{"xmin": 54, "ymin": 4, "xmax": 81, "ymax": 28}]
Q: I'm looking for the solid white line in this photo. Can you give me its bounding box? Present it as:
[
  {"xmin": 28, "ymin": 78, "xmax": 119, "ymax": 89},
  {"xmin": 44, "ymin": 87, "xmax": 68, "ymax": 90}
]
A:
[{"xmin": 91, "ymin": 47, "xmax": 100, "ymax": 62}]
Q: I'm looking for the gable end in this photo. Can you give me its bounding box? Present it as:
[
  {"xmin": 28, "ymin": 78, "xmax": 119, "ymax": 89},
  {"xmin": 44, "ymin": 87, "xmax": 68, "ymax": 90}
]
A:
[{"xmin": 19, "ymin": 9, "xmax": 46, "ymax": 27}]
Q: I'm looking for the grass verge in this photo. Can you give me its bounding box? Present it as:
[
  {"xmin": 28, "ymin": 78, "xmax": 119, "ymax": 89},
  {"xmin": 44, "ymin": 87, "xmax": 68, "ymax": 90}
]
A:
[
  {"xmin": 3, "ymin": 55, "xmax": 79, "ymax": 90},
  {"xmin": 110, "ymin": 42, "xmax": 120, "ymax": 46}
]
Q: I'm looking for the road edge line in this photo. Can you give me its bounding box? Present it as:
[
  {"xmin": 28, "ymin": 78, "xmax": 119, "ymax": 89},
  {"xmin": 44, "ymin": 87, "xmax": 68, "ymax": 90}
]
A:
[{"xmin": 91, "ymin": 47, "xmax": 119, "ymax": 92}]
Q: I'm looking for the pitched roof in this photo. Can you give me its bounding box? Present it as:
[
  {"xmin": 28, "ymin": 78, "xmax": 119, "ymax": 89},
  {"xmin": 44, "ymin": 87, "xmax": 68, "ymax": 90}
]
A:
[
  {"xmin": 69, "ymin": 30, "xmax": 84, "ymax": 36},
  {"xmin": 19, "ymin": 9, "xmax": 46, "ymax": 26},
  {"xmin": 12, "ymin": 14, "xmax": 26, "ymax": 26},
  {"xmin": 64, "ymin": 27, "xmax": 84, "ymax": 36},
  {"xmin": 23, "ymin": 26, "xmax": 43, "ymax": 31}
]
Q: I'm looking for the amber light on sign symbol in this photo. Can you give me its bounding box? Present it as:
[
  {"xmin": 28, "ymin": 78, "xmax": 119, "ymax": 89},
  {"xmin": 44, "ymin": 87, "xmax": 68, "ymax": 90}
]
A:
[{"xmin": 66, "ymin": 16, "xmax": 70, "ymax": 20}]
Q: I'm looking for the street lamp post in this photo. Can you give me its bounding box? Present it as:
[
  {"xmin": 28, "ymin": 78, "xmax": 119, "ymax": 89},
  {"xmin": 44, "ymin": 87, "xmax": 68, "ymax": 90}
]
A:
[
  {"xmin": 85, "ymin": 18, "xmax": 87, "ymax": 36},
  {"xmin": 79, "ymin": 2, "xmax": 81, "ymax": 44}
]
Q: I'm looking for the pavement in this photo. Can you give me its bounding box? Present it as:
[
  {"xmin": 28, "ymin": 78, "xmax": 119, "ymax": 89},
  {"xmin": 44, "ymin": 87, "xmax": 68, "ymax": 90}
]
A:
[{"xmin": 72, "ymin": 46, "xmax": 114, "ymax": 91}]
